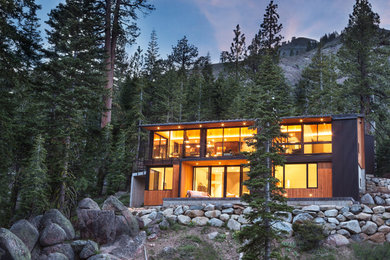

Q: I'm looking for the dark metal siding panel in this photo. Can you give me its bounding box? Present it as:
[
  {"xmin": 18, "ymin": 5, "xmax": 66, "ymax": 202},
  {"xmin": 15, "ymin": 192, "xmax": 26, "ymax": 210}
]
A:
[
  {"xmin": 365, "ymin": 134, "xmax": 375, "ymax": 175},
  {"xmin": 332, "ymin": 119, "xmax": 359, "ymax": 200}
]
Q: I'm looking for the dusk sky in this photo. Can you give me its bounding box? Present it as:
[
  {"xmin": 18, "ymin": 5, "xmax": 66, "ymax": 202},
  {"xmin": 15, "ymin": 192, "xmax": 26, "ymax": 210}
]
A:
[{"xmin": 36, "ymin": 0, "xmax": 390, "ymax": 63}]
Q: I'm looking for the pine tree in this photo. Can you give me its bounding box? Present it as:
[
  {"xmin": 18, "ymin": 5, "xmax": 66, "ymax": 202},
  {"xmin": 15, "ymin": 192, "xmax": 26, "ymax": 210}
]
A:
[
  {"xmin": 229, "ymin": 24, "xmax": 247, "ymax": 81},
  {"xmin": 44, "ymin": 0, "xmax": 106, "ymax": 213},
  {"xmin": 239, "ymin": 2, "xmax": 291, "ymax": 259},
  {"xmin": 338, "ymin": 0, "xmax": 390, "ymax": 133},
  {"xmin": 19, "ymin": 135, "xmax": 49, "ymax": 217}
]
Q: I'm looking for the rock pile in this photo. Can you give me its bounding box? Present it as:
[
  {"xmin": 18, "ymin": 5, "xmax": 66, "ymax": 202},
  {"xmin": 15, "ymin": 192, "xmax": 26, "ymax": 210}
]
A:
[{"xmin": 0, "ymin": 196, "xmax": 144, "ymax": 260}]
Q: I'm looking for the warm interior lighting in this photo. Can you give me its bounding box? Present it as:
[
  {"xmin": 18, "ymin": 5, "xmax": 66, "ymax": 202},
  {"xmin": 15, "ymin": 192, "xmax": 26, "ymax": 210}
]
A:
[
  {"xmin": 199, "ymin": 125, "xmax": 202, "ymax": 127},
  {"xmin": 218, "ymin": 162, "xmax": 221, "ymax": 165},
  {"xmin": 196, "ymin": 162, "xmax": 199, "ymax": 165},
  {"xmin": 178, "ymin": 126, "xmax": 181, "ymax": 128},
  {"xmin": 243, "ymin": 122, "xmax": 246, "ymax": 125},
  {"xmin": 157, "ymin": 127, "xmax": 160, "ymax": 130},
  {"xmin": 320, "ymin": 118, "xmax": 324, "ymax": 122},
  {"xmin": 221, "ymin": 123, "xmax": 224, "ymax": 126},
  {"xmin": 309, "ymin": 194, "xmax": 313, "ymax": 197},
  {"xmin": 300, "ymin": 119, "xmax": 303, "ymax": 122}
]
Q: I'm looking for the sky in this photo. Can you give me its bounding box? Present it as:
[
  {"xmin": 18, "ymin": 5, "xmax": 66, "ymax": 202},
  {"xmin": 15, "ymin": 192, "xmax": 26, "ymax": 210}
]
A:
[{"xmin": 36, "ymin": 0, "xmax": 390, "ymax": 63}]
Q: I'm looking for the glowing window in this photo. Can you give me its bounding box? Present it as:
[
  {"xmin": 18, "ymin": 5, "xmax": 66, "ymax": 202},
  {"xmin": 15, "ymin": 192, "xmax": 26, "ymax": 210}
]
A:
[
  {"xmin": 242, "ymin": 167, "xmax": 250, "ymax": 195},
  {"xmin": 224, "ymin": 128, "xmax": 240, "ymax": 155},
  {"xmin": 207, "ymin": 129, "xmax": 223, "ymax": 157},
  {"xmin": 318, "ymin": 124, "xmax": 332, "ymax": 142},
  {"xmin": 241, "ymin": 127, "xmax": 256, "ymax": 153},
  {"xmin": 184, "ymin": 130, "xmax": 201, "ymax": 157},
  {"xmin": 275, "ymin": 165, "xmax": 284, "ymax": 187},
  {"xmin": 193, "ymin": 167, "xmax": 209, "ymax": 193},
  {"xmin": 149, "ymin": 167, "xmax": 173, "ymax": 191},
  {"xmin": 226, "ymin": 166, "xmax": 240, "ymax": 197},
  {"xmin": 211, "ymin": 167, "xmax": 224, "ymax": 197},
  {"xmin": 285, "ymin": 164, "xmax": 306, "ymax": 189},
  {"xmin": 308, "ymin": 164, "xmax": 317, "ymax": 188}
]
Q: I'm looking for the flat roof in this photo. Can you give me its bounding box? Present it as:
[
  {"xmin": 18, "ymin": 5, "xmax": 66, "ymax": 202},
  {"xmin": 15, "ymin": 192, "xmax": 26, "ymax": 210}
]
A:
[{"xmin": 140, "ymin": 114, "xmax": 363, "ymax": 131}]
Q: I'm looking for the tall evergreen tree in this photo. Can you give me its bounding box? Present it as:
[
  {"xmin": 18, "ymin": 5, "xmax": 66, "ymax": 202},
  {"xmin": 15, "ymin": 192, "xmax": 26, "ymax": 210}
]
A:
[
  {"xmin": 19, "ymin": 135, "xmax": 49, "ymax": 218},
  {"xmin": 229, "ymin": 24, "xmax": 247, "ymax": 81},
  {"xmin": 44, "ymin": 0, "xmax": 106, "ymax": 213},
  {"xmin": 338, "ymin": 0, "xmax": 390, "ymax": 133},
  {"xmin": 239, "ymin": 2, "xmax": 291, "ymax": 259}
]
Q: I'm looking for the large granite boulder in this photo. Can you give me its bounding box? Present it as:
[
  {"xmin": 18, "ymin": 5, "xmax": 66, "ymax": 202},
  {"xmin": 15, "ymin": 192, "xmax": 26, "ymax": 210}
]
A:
[
  {"xmin": 192, "ymin": 217, "xmax": 209, "ymax": 226},
  {"xmin": 292, "ymin": 213, "xmax": 313, "ymax": 224},
  {"xmin": 78, "ymin": 198, "xmax": 100, "ymax": 210},
  {"xmin": 77, "ymin": 209, "xmax": 116, "ymax": 244},
  {"xmin": 227, "ymin": 219, "xmax": 241, "ymax": 231},
  {"xmin": 0, "ymin": 228, "xmax": 30, "ymax": 260},
  {"xmin": 325, "ymin": 234, "xmax": 350, "ymax": 247},
  {"xmin": 272, "ymin": 221, "xmax": 293, "ymax": 238},
  {"xmin": 80, "ymin": 240, "xmax": 99, "ymax": 259},
  {"xmin": 40, "ymin": 223, "xmax": 67, "ymax": 246},
  {"xmin": 41, "ymin": 243, "xmax": 74, "ymax": 260},
  {"xmin": 340, "ymin": 220, "xmax": 361, "ymax": 234},
  {"xmin": 361, "ymin": 221, "xmax": 378, "ymax": 235},
  {"xmin": 101, "ymin": 196, "xmax": 139, "ymax": 237},
  {"xmin": 10, "ymin": 219, "xmax": 39, "ymax": 251},
  {"xmin": 361, "ymin": 194, "xmax": 375, "ymax": 204},
  {"xmin": 46, "ymin": 252, "xmax": 68, "ymax": 260},
  {"xmin": 41, "ymin": 209, "xmax": 75, "ymax": 240}
]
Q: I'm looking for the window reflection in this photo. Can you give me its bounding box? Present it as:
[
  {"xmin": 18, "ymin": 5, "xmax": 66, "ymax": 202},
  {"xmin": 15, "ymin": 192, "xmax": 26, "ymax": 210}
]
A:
[
  {"xmin": 207, "ymin": 128, "xmax": 223, "ymax": 157},
  {"xmin": 169, "ymin": 130, "xmax": 183, "ymax": 158},
  {"xmin": 224, "ymin": 128, "xmax": 240, "ymax": 155},
  {"xmin": 153, "ymin": 132, "xmax": 168, "ymax": 159},
  {"xmin": 226, "ymin": 166, "xmax": 240, "ymax": 197},
  {"xmin": 241, "ymin": 127, "xmax": 256, "ymax": 153}
]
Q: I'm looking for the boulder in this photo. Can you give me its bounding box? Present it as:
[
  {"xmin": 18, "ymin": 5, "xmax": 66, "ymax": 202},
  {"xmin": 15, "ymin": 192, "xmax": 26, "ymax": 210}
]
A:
[
  {"xmin": 362, "ymin": 221, "xmax": 378, "ymax": 235},
  {"xmin": 192, "ymin": 217, "xmax": 209, "ymax": 226},
  {"xmin": 119, "ymin": 209, "xmax": 140, "ymax": 237},
  {"xmin": 100, "ymin": 232, "xmax": 146, "ymax": 260},
  {"xmin": 79, "ymin": 240, "xmax": 99, "ymax": 259},
  {"xmin": 350, "ymin": 204, "xmax": 362, "ymax": 214},
  {"xmin": 355, "ymin": 213, "xmax": 371, "ymax": 221},
  {"xmin": 372, "ymin": 215, "xmax": 385, "ymax": 226},
  {"xmin": 185, "ymin": 210, "xmax": 204, "ymax": 218},
  {"xmin": 292, "ymin": 209, "xmax": 305, "ymax": 215},
  {"xmin": 237, "ymin": 215, "xmax": 249, "ymax": 224},
  {"xmin": 10, "ymin": 219, "xmax": 39, "ymax": 251},
  {"xmin": 378, "ymin": 225, "xmax": 390, "ymax": 233},
  {"xmin": 219, "ymin": 214, "xmax": 230, "ymax": 221},
  {"xmin": 325, "ymin": 234, "xmax": 350, "ymax": 247},
  {"xmin": 205, "ymin": 210, "xmax": 221, "ymax": 218},
  {"xmin": 174, "ymin": 206, "xmax": 184, "ymax": 215},
  {"xmin": 222, "ymin": 208, "xmax": 234, "ymax": 214},
  {"xmin": 373, "ymin": 206, "xmax": 385, "ymax": 214},
  {"xmin": 337, "ymin": 229, "xmax": 351, "ymax": 238},
  {"xmin": 204, "ymin": 204, "xmax": 215, "ymax": 211},
  {"xmin": 386, "ymin": 198, "xmax": 390, "ymax": 206},
  {"xmin": 162, "ymin": 208, "xmax": 173, "ymax": 217},
  {"xmin": 159, "ymin": 219, "xmax": 170, "ymax": 229},
  {"xmin": 275, "ymin": 211, "xmax": 292, "ymax": 222},
  {"xmin": 88, "ymin": 254, "xmax": 120, "ymax": 260},
  {"xmin": 272, "ymin": 221, "xmax": 293, "ymax": 238},
  {"xmin": 302, "ymin": 205, "xmax": 320, "ymax": 212},
  {"xmin": 40, "ymin": 223, "xmax": 67, "ymax": 246},
  {"xmin": 369, "ymin": 232, "xmax": 386, "ymax": 243},
  {"xmin": 141, "ymin": 216, "xmax": 152, "ymax": 227},
  {"xmin": 362, "ymin": 205, "xmax": 373, "ymax": 214},
  {"xmin": 42, "ymin": 243, "xmax": 74, "ymax": 260},
  {"xmin": 375, "ymin": 196, "xmax": 386, "ymax": 205},
  {"xmin": 386, "ymin": 232, "xmax": 390, "ymax": 242},
  {"xmin": 101, "ymin": 196, "xmax": 127, "ymax": 212},
  {"xmin": 41, "ymin": 209, "xmax": 75, "ymax": 240},
  {"xmin": 189, "ymin": 205, "xmax": 204, "ymax": 210},
  {"xmin": 243, "ymin": 207, "xmax": 252, "ymax": 214},
  {"xmin": 222, "ymin": 203, "xmax": 233, "ymax": 209},
  {"xmin": 313, "ymin": 217, "xmax": 325, "ymax": 224},
  {"xmin": 340, "ymin": 220, "xmax": 361, "ymax": 234},
  {"xmin": 227, "ymin": 219, "xmax": 241, "ymax": 231},
  {"xmin": 0, "ymin": 228, "xmax": 30, "ymax": 260},
  {"xmin": 177, "ymin": 215, "xmax": 191, "ymax": 225},
  {"xmin": 328, "ymin": 218, "xmax": 339, "ymax": 225},
  {"xmin": 70, "ymin": 240, "xmax": 88, "ymax": 254},
  {"xmin": 208, "ymin": 218, "xmax": 224, "ymax": 227},
  {"xmin": 383, "ymin": 212, "xmax": 390, "ymax": 219},
  {"xmin": 29, "ymin": 215, "xmax": 43, "ymax": 231},
  {"xmin": 78, "ymin": 198, "xmax": 100, "ymax": 210},
  {"xmin": 77, "ymin": 209, "xmax": 116, "ymax": 244},
  {"xmin": 324, "ymin": 209, "xmax": 338, "ymax": 217},
  {"xmin": 166, "ymin": 215, "xmax": 177, "ymax": 223},
  {"xmin": 207, "ymin": 232, "xmax": 219, "ymax": 240},
  {"xmin": 292, "ymin": 213, "xmax": 313, "ymax": 224},
  {"xmin": 115, "ymin": 215, "xmax": 132, "ymax": 238},
  {"xmin": 336, "ymin": 214, "xmax": 346, "ymax": 222},
  {"xmin": 46, "ymin": 253, "xmax": 68, "ymax": 260},
  {"xmin": 343, "ymin": 211, "xmax": 355, "ymax": 220},
  {"xmin": 351, "ymin": 233, "xmax": 368, "ymax": 242},
  {"xmin": 361, "ymin": 194, "xmax": 375, "ymax": 204},
  {"xmin": 340, "ymin": 207, "xmax": 349, "ymax": 214}
]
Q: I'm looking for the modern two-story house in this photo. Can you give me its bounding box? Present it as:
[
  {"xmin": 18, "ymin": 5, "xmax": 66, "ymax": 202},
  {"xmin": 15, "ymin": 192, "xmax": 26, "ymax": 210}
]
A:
[{"xmin": 129, "ymin": 114, "xmax": 373, "ymax": 206}]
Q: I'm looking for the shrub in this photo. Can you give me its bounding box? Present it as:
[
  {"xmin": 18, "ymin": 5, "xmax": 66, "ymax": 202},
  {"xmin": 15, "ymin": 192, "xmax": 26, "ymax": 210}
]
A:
[
  {"xmin": 352, "ymin": 242, "xmax": 390, "ymax": 260},
  {"xmin": 292, "ymin": 220, "xmax": 325, "ymax": 251}
]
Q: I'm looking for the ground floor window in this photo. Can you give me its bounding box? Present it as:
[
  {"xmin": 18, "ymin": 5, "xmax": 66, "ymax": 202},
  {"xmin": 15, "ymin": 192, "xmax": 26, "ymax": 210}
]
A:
[
  {"xmin": 275, "ymin": 163, "xmax": 318, "ymax": 189},
  {"xmin": 193, "ymin": 166, "xmax": 249, "ymax": 197},
  {"xmin": 148, "ymin": 167, "xmax": 173, "ymax": 190}
]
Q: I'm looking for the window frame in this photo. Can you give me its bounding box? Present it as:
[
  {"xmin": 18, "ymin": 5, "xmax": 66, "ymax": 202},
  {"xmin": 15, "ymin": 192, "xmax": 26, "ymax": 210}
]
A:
[
  {"xmin": 280, "ymin": 122, "xmax": 332, "ymax": 155},
  {"xmin": 147, "ymin": 166, "xmax": 174, "ymax": 191},
  {"xmin": 274, "ymin": 163, "xmax": 318, "ymax": 189},
  {"xmin": 192, "ymin": 165, "xmax": 248, "ymax": 197}
]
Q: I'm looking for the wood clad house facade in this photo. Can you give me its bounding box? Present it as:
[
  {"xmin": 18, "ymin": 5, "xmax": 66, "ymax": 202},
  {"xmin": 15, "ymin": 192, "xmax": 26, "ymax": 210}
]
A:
[{"xmin": 139, "ymin": 115, "xmax": 368, "ymax": 206}]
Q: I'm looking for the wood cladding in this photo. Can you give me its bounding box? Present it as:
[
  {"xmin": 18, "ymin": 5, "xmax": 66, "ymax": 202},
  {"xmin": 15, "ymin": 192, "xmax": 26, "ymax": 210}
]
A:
[
  {"xmin": 357, "ymin": 118, "xmax": 365, "ymax": 169},
  {"xmin": 144, "ymin": 164, "xmax": 180, "ymax": 206},
  {"xmin": 286, "ymin": 162, "xmax": 332, "ymax": 198}
]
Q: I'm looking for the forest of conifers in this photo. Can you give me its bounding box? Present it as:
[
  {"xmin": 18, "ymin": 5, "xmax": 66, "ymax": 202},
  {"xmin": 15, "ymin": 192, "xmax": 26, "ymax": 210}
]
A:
[{"xmin": 1, "ymin": 0, "xmax": 390, "ymax": 227}]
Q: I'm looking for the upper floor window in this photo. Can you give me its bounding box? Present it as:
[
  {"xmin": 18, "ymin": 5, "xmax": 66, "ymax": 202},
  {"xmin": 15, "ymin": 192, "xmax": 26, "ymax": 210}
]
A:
[
  {"xmin": 184, "ymin": 130, "xmax": 201, "ymax": 157},
  {"xmin": 280, "ymin": 123, "xmax": 332, "ymax": 154},
  {"xmin": 206, "ymin": 127, "xmax": 256, "ymax": 157}
]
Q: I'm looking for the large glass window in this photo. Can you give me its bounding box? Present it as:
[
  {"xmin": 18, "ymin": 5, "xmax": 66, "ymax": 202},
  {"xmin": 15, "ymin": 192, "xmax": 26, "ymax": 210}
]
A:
[
  {"xmin": 224, "ymin": 128, "xmax": 240, "ymax": 155},
  {"xmin": 169, "ymin": 130, "xmax": 183, "ymax": 158},
  {"xmin": 148, "ymin": 167, "xmax": 173, "ymax": 190},
  {"xmin": 275, "ymin": 163, "xmax": 318, "ymax": 189},
  {"xmin": 152, "ymin": 132, "xmax": 168, "ymax": 159},
  {"xmin": 280, "ymin": 123, "xmax": 332, "ymax": 154},
  {"xmin": 241, "ymin": 127, "xmax": 256, "ymax": 153},
  {"xmin": 226, "ymin": 166, "xmax": 240, "ymax": 197},
  {"xmin": 193, "ymin": 167, "xmax": 209, "ymax": 193},
  {"xmin": 211, "ymin": 167, "xmax": 224, "ymax": 197},
  {"xmin": 184, "ymin": 130, "xmax": 201, "ymax": 157},
  {"xmin": 207, "ymin": 128, "xmax": 223, "ymax": 157},
  {"xmin": 242, "ymin": 167, "xmax": 250, "ymax": 195}
]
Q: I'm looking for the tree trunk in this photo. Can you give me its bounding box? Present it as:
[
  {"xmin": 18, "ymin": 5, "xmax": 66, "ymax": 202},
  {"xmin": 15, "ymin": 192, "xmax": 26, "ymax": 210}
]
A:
[{"xmin": 265, "ymin": 136, "xmax": 271, "ymax": 260}]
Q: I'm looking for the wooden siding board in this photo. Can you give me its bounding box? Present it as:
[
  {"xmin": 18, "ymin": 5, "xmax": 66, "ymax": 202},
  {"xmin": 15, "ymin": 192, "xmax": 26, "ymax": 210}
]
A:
[{"xmin": 332, "ymin": 118, "xmax": 359, "ymax": 200}]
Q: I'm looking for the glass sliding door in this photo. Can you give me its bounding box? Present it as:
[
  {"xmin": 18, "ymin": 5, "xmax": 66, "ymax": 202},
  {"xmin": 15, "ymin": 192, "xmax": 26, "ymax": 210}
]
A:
[
  {"xmin": 226, "ymin": 166, "xmax": 240, "ymax": 197},
  {"xmin": 211, "ymin": 167, "xmax": 224, "ymax": 197},
  {"xmin": 193, "ymin": 167, "xmax": 209, "ymax": 193}
]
